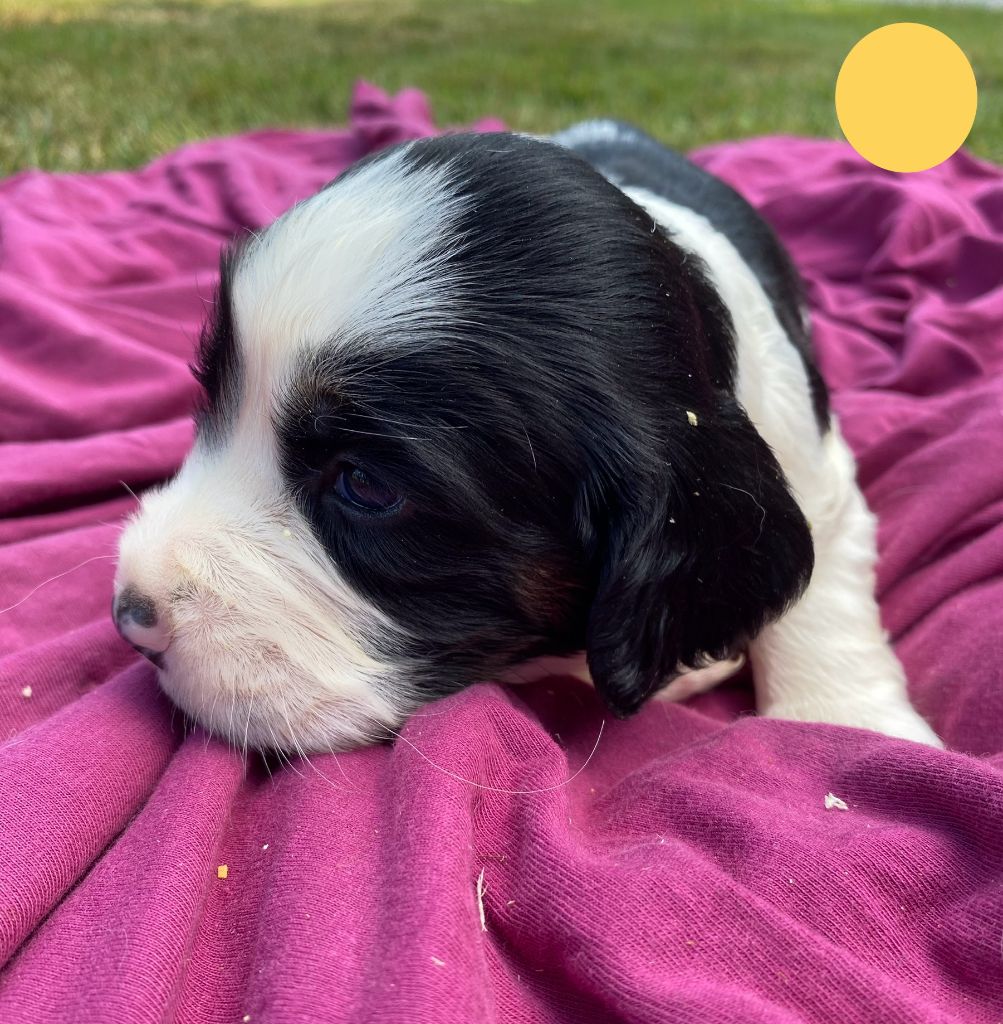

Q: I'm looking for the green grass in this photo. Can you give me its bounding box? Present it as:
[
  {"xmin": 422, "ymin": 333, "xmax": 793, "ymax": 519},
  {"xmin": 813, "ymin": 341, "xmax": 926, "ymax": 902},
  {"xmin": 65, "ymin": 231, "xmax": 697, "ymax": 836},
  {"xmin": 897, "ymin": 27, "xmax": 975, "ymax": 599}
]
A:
[{"xmin": 1, "ymin": 0, "xmax": 1000, "ymax": 174}]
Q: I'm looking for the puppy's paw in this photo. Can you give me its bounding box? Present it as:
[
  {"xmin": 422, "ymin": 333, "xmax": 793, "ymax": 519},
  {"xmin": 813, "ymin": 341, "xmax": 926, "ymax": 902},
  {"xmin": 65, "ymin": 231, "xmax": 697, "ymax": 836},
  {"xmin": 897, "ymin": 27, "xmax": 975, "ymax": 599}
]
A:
[
  {"xmin": 762, "ymin": 697, "xmax": 943, "ymax": 748},
  {"xmin": 656, "ymin": 654, "xmax": 746, "ymax": 703}
]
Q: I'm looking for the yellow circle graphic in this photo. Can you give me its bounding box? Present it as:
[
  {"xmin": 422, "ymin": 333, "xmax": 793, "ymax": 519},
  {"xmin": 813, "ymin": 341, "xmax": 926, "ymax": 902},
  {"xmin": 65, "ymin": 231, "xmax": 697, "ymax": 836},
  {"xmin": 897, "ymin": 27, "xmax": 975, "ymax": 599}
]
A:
[{"xmin": 835, "ymin": 23, "xmax": 977, "ymax": 173}]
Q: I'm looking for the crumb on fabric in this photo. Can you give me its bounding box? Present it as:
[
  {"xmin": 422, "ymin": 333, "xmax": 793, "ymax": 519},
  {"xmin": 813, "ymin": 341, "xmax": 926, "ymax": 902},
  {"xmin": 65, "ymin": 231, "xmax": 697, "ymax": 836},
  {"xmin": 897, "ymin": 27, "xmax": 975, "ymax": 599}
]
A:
[
  {"xmin": 430, "ymin": 956, "xmax": 446, "ymax": 968},
  {"xmin": 824, "ymin": 792, "xmax": 849, "ymax": 811},
  {"xmin": 262, "ymin": 844, "xmax": 269, "ymax": 851},
  {"xmin": 21, "ymin": 686, "xmax": 32, "ymax": 698},
  {"xmin": 243, "ymin": 1016, "xmax": 251, "ymax": 1022},
  {"xmin": 476, "ymin": 868, "xmax": 487, "ymax": 932},
  {"xmin": 217, "ymin": 865, "xmax": 228, "ymax": 879},
  {"xmin": 282, "ymin": 528, "xmax": 292, "ymax": 538},
  {"xmin": 686, "ymin": 410, "xmax": 699, "ymax": 426}
]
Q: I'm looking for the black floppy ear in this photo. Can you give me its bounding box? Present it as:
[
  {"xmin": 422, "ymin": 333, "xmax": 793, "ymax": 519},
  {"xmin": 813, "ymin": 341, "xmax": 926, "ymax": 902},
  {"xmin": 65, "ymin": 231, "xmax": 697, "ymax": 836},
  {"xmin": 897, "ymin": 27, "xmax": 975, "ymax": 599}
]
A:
[{"xmin": 585, "ymin": 397, "xmax": 814, "ymax": 717}]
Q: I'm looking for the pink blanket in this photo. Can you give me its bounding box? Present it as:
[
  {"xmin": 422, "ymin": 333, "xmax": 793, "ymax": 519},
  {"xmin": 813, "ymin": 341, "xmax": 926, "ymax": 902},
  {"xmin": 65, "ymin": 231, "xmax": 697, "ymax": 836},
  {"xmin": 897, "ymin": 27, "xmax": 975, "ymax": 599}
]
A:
[{"xmin": 1, "ymin": 83, "xmax": 1001, "ymax": 1023}]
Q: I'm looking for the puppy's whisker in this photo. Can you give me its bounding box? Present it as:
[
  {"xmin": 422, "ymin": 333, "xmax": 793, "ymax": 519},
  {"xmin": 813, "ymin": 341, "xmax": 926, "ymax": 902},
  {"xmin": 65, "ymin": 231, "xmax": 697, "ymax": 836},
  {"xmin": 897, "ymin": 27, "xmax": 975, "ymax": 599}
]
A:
[
  {"xmin": 277, "ymin": 746, "xmax": 307, "ymax": 782},
  {"xmin": 275, "ymin": 708, "xmax": 310, "ymax": 782},
  {"xmin": 262, "ymin": 726, "xmax": 278, "ymax": 782},
  {"xmin": 290, "ymin": 729, "xmax": 346, "ymax": 792},
  {"xmin": 205, "ymin": 689, "xmax": 222, "ymax": 753},
  {"xmin": 97, "ymin": 519, "xmax": 128, "ymax": 533},
  {"xmin": 280, "ymin": 705, "xmax": 319, "ymax": 772},
  {"xmin": 397, "ymin": 693, "xmax": 460, "ymax": 720},
  {"xmin": 119, "ymin": 480, "xmax": 141, "ymax": 503},
  {"xmin": 242, "ymin": 690, "xmax": 255, "ymax": 761},
  {"xmin": 326, "ymin": 748, "xmax": 361, "ymax": 792},
  {"xmin": 227, "ymin": 689, "xmax": 238, "ymax": 753},
  {"xmin": 381, "ymin": 719, "xmax": 605, "ymax": 796},
  {"xmin": 0, "ymin": 554, "xmax": 117, "ymax": 616}
]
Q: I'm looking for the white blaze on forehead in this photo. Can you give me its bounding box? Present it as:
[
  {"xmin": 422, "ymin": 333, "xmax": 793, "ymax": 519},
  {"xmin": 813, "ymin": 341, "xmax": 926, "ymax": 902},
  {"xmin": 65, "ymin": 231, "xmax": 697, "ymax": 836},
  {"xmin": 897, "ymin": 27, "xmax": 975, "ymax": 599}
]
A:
[{"xmin": 230, "ymin": 145, "xmax": 467, "ymax": 401}]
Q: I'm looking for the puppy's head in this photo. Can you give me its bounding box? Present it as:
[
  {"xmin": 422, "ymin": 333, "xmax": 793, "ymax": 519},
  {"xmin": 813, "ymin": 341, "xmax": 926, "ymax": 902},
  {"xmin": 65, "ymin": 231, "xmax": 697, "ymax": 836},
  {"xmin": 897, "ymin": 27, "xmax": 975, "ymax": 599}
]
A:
[{"xmin": 114, "ymin": 132, "xmax": 812, "ymax": 752}]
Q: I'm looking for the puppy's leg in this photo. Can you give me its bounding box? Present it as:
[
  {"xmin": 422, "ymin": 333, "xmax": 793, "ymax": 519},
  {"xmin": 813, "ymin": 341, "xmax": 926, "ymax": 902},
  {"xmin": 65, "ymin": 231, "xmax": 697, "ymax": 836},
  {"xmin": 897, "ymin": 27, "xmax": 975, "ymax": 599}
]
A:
[
  {"xmin": 656, "ymin": 654, "xmax": 746, "ymax": 703},
  {"xmin": 502, "ymin": 651, "xmax": 744, "ymax": 703},
  {"xmin": 751, "ymin": 427, "xmax": 941, "ymax": 746}
]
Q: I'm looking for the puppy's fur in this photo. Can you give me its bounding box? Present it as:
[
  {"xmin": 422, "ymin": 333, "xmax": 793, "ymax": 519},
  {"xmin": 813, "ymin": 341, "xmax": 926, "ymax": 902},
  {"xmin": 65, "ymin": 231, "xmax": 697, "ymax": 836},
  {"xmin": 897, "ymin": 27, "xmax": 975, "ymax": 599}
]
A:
[{"xmin": 114, "ymin": 121, "xmax": 940, "ymax": 752}]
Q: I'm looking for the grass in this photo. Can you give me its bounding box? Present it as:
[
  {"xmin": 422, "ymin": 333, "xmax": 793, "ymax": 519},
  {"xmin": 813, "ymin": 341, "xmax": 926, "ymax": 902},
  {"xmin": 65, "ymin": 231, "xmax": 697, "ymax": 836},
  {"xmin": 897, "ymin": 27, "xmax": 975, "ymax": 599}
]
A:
[{"xmin": 0, "ymin": 0, "xmax": 1000, "ymax": 174}]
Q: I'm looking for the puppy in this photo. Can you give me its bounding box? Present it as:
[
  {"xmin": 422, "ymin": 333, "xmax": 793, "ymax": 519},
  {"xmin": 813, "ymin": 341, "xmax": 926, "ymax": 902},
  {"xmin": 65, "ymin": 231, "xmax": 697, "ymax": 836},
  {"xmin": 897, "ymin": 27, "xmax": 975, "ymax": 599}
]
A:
[{"xmin": 113, "ymin": 121, "xmax": 941, "ymax": 752}]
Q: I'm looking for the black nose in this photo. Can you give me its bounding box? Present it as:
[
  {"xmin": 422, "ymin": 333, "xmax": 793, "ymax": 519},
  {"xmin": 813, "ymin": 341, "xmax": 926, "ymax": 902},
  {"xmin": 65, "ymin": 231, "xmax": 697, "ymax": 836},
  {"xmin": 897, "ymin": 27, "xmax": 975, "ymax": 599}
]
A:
[
  {"xmin": 113, "ymin": 585, "xmax": 169, "ymax": 665},
  {"xmin": 114, "ymin": 586, "xmax": 158, "ymax": 629}
]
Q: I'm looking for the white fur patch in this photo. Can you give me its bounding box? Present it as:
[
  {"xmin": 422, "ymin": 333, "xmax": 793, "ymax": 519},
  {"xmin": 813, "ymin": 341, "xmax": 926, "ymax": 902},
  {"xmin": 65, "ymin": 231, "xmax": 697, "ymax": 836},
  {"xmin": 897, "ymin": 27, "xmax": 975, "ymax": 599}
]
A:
[
  {"xmin": 232, "ymin": 147, "xmax": 465, "ymax": 391},
  {"xmin": 624, "ymin": 188, "xmax": 940, "ymax": 746},
  {"xmin": 551, "ymin": 120, "xmax": 632, "ymax": 148},
  {"xmin": 499, "ymin": 651, "xmax": 746, "ymax": 704},
  {"xmin": 115, "ymin": 150, "xmax": 469, "ymax": 753}
]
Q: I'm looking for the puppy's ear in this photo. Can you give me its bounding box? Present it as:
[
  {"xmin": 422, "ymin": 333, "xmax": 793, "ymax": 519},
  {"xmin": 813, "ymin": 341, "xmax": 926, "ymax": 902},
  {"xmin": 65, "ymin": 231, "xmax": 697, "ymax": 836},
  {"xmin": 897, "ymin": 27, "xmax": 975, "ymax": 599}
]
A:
[{"xmin": 585, "ymin": 397, "xmax": 813, "ymax": 716}]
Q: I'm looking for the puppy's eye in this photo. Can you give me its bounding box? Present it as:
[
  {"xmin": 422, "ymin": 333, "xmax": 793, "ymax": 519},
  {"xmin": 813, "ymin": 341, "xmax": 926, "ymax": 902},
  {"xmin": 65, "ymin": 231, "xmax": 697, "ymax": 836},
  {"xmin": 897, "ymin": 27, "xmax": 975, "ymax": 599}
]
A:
[{"xmin": 333, "ymin": 463, "xmax": 404, "ymax": 515}]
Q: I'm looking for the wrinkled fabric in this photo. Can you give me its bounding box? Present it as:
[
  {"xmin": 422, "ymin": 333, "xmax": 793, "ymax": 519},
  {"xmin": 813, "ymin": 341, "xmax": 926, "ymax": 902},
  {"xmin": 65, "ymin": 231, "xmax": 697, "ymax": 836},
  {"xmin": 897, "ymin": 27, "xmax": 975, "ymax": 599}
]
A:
[{"xmin": 1, "ymin": 84, "xmax": 1001, "ymax": 1024}]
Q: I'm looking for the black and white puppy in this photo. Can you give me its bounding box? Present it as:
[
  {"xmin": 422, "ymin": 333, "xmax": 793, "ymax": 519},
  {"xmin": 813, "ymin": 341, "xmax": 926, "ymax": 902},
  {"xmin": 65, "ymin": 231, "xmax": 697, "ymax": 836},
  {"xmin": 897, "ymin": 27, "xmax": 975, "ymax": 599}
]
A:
[{"xmin": 113, "ymin": 121, "xmax": 941, "ymax": 752}]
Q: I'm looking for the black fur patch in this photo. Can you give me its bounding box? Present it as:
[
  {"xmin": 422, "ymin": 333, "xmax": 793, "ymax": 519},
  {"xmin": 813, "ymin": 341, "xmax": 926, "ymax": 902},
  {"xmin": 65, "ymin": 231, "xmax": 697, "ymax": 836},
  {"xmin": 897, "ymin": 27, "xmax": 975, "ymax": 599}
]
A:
[
  {"xmin": 191, "ymin": 246, "xmax": 242, "ymax": 443},
  {"xmin": 556, "ymin": 120, "xmax": 831, "ymax": 432},
  {"xmin": 272, "ymin": 132, "xmax": 815, "ymax": 712}
]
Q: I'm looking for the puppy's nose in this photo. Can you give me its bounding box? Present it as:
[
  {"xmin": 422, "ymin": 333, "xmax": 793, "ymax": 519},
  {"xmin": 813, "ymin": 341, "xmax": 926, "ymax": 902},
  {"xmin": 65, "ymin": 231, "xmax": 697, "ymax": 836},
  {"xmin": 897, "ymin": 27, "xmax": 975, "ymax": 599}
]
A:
[{"xmin": 113, "ymin": 585, "xmax": 170, "ymax": 665}]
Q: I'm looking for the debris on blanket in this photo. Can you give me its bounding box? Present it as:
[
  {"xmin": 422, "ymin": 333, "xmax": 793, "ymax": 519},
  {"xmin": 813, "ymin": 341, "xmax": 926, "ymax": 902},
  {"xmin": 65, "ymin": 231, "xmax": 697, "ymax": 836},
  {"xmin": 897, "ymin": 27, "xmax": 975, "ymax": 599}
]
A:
[
  {"xmin": 3, "ymin": 85, "xmax": 1001, "ymax": 1024},
  {"xmin": 21, "ymin": 685, "xmax": 32, "ymax": 698},
  {"xmin": 686, "ymin": 410, "xmax": 699, "ymax": 426},
  {"xmin": 476, "ymin": 867, "xmax": 487, "ymax": 931},
  {"xmin": 217, "ymin": 864, "xmax": 229, "ymax": 879},
  {"xmin": 824, "ymin": 792, "xmax": 849, "ymax": 811}
]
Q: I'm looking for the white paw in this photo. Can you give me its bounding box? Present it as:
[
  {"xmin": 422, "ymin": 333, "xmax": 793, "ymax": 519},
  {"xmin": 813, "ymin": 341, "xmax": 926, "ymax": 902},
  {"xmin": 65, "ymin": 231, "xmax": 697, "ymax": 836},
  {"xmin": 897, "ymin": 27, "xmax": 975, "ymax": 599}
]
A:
[
  {"xmin": 763, "ymin": 698, "xmax": 943, "ymax": 747},
  {"xmin": 656, "ymin": 654, "xmax": 746, "ymax": 703},
  {"xmin": 497, "ymin": 652, "xmax": 592, "ymax": 686}
]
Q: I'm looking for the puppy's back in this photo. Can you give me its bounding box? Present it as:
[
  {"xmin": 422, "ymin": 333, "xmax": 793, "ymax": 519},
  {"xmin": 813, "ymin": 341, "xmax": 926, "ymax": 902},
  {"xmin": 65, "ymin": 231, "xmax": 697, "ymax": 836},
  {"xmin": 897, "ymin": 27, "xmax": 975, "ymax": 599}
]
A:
[{"xmin": 552, "ymin": 120, "xmax": 828, "ymax": 429}]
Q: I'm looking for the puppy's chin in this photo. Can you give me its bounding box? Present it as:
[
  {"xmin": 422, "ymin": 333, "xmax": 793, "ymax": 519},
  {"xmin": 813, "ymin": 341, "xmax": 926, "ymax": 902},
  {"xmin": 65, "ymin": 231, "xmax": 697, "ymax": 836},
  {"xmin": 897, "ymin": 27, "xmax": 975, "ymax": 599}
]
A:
[{"xmin": 154, "ymin": 648, "xmax": 410, "ymax": 754}]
